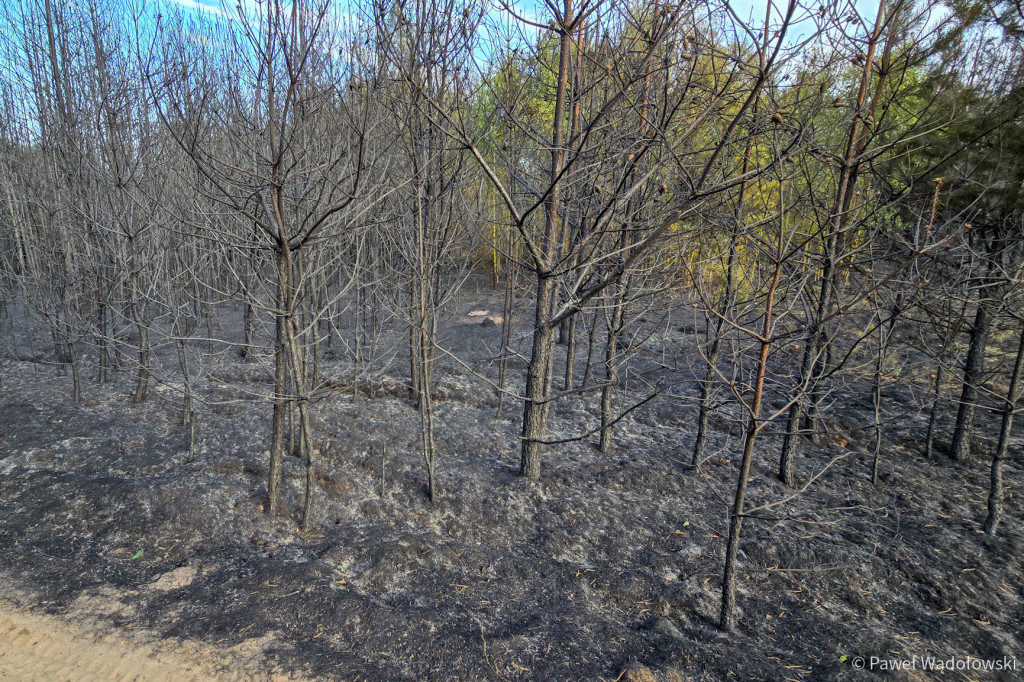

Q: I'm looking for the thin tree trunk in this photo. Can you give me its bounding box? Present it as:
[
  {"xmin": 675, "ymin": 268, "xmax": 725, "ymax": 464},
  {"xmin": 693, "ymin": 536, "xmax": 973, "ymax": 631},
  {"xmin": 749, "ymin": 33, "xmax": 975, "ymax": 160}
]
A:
[
  {"xmin": 177, "ymin": 338, "xmax": 192, "ymax": 426},
  {"xmin": 779, "ymin": 257, "xmax": 832, "ymax": 484},
  {"xmin": 112, "ymin": 307, "xmax": 125, "ymax": 371},
  {"xmin": 129, "ymin": 265, "xmax": 150, "ymax": 404},
  {"xmin": 563, "ymin": 313, "xmax": 578, "ymax": 392},
  {"xmin": 242, "ymin": 299, "xmax": 255, "ymax": 362},
  {"xmin": 285, "ymin": 370, "xmax": 296, "ymax": 454},
  {"xmin": 418, "ymin": 322, "xmax": 437, "ymax": 501},
  {"xmin": 778, "ymin": 0, "xmax": 892, "ymax": 484},
  {"xmin": 409, "ymin": 297, "xmax": 421, "ymax": 405},
  {"xmin": 134, "ymin": 324, "xmax": 149, "ymax": 403},
  {"xmin": 802, "ymin": 339, "xmax": 833, "ymax": 441},
  {"xmin": 519, "ymin": 0, "xmax": 573, "ymax": 480},
  {"xmin": 694, "ymin": 235, "xmax": 738, "ymax": 467},
  {"xmin": 720, "ymin": 255, "xmax": 781, "ymax": 632},
  {"xmin": 491, "ymin": 216, "xmax": 501, "ymax": 289},
  {"xmin": 496, "ymin": 245, "xmax": 516, "ymax": 417},
  {"xmin": 985, "ymin": 322, "xmax": 1024, "ymax": 535},
  {"xmin": 599, "ymin": 321, "xmax": 620, "ymax": 453},
  {"xmin": 415, "ymin": 179, "xmax": 438, "ymax": 501},
  {"xmin": 521, "ymin": 273, "xmax": 556, "ymax": 479},
  {"xmin": 97, "ymin": 296, "xmax": 108, "ymax": 382},
  {"xmin": 924, "ymin": 363, "xmax": 943, "ymax": 459},
  {"xmin": 871, "ymin": 298, "xmax": 900, "ymax": 482},
  {"xmin": 63, "ymin": 319, "xmax": 80, "ymax": 403},
  {"xmin": 176, "ymin": 337, "xmax": 197, "ymax": 463},
  {"xmin": 354, "ymin": 254, "xmax": 364, "ymax": 367},
  {"xmin": 582, "ymin": 307, "xmax": 599, "ymax": 388},
  {"xmin": 951, "ymin": 294, "xmax": 992, "ymax": 462},
  {"xmin": 205, "ymin": 289, "xmax": 214, "ymax": 355},
  {"xmin": 268, "ymin": 248, "xmax": 291, "ymax": 517},
  {"xmin": 871, "ymin": 335, "xmax": 884, "ymax": 483},
  {"xmin": 285, "ymin": 314, "xmax": 317, "ymax": 532}
]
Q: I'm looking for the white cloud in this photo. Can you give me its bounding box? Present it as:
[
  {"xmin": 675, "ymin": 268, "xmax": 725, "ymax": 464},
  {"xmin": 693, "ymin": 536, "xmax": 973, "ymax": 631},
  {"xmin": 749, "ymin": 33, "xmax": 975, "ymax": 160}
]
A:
[{"xmin": 162, "ymin": 0, "xmax": 231, "ymax": 20}]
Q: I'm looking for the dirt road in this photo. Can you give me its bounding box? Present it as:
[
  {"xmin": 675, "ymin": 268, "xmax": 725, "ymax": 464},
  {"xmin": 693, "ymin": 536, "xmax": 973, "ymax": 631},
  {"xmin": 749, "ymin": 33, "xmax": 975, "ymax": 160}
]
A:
[{"xmin": 0, "ymin": 605, "xmax": 217, "ymax": 682}]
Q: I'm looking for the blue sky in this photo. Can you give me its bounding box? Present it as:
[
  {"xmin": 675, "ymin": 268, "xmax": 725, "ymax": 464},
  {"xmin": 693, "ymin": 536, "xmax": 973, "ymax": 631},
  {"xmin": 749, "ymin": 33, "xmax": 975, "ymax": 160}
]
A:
[
  {"xmin": 162, "ymin": 0, "xmax": 231, "ymax": 19},
  {"xmin": 160, "ymin": 0, "xmax": 895, "ymax": 59},
  {"xmin": 164, "ymin": 0, "xmax": 883, "ymax": 27},
  {"xmin": 157, "ymin": 0, "xmax": 895, "ymax": 76}
]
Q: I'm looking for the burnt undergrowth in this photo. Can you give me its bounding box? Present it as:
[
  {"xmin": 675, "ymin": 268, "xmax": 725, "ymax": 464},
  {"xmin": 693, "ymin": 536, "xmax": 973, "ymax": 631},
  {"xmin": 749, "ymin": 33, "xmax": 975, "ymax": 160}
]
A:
[{"xmin": 0, "ymin": 293, "xmax": 1021, "ymax": 681}]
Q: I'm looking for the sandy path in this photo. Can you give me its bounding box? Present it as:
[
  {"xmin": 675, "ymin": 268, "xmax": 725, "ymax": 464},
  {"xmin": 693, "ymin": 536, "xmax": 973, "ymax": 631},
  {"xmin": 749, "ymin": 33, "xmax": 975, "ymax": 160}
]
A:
[{"xmin": 0, "ymin": 606, "xmax": 218, "ymax": 682}]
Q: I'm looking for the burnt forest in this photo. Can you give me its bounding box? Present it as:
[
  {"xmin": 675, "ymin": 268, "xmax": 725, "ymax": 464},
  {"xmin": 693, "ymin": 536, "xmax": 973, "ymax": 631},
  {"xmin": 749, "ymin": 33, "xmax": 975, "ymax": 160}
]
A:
[{"xmin": 0, "ymin": 0, "xmax": 1022, "ymax": 680}]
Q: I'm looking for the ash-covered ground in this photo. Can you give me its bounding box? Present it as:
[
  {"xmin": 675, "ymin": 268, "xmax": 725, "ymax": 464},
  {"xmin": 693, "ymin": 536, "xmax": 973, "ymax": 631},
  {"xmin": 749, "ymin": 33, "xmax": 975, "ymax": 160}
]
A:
[{"xmin": 0, "ymin": 281, "xmax": 1021, "ymax": 681}]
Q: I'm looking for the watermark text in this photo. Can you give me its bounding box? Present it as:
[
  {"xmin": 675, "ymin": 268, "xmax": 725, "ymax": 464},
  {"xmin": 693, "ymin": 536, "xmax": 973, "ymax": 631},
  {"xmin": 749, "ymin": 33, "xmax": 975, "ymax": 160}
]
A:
[{"xmin": 848, "ymin": 655, "xmax": 1019, "ymax": 673}]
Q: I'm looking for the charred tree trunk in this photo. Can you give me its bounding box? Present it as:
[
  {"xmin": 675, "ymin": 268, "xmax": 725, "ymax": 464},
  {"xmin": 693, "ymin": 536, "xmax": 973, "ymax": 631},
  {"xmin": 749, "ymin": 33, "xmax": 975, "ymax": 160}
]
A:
[
  {"xmin": 519, "ymin": 0, "xmax": 572, "ymax": 479},
  {"xmin": 521, "ymin": 273, "xmax": 557, "ymax": 479},
  {"xmin": 802, "ymin": 338, "xmax": 834, "ymax": 441},
  {"xmin": 417, "ymin": 321, "xmax": 438, "ymax": 501},
  {"xmin": 870, "ymin": 336, "xmax": 884, "ymax": 483},
  {"xmin": 134, "ymin": 323, "xmax": 150, "ymax": 404},
  {"xmin": 924, "ymin": 363, "xmax": 943, "ymax": 459},
  {"xmin": 414, "ymin": 181, "xmax": 438, "ymax": 501},
  {"xmin": 779, "ymin": 255, "xmax": 833, "ymax": 484},
  {"xmin": 871, "ymin": 298, "xmax": 900, "ymax": 482},
  {"xmin": 778, "ymin": 0, "xmax": 893, "ymax": 484},
  {"xmin": 97, "ymin": 295, "xmax": 109, "ymax": 383},
  {"xmin": 599, "ymin": 297, "xmax": 624, "ymax": 453},
  {"xmin": 985, "ymin": 321, "xmax": 1024, "ymax": 535},
  {"xmin": 496, "ymin": 235, "xmax": 516, "ymax": 418},
  {"xmin": 720, "ymin": 256, "xmax": 781, "ymax": 632},
  {"xmin": 694, "ymin": 235, "xmax": 738, "ymax": 468},
  {"xmin": 268, "ymin": 247, "xmax": 291, "ymax": 517},
  {"xmin": 583, "ymin": 306, "xmax": 600, "ymax": 389},
  {"xmin": 242, "ymin": 299, "xmax": 256, "ymax": 362},
  {"xmin": 285, "ymin": 314, "xmax": 317, "ymax": 532},
  {"xmin": 563, "ymin": 312, "xmax": 578, "ymax": 392},
  {"xmin": 951, "ymin": 292, "xmax": 992, "ymax": 462},
  {"xmin": 61, "ymin": 317, "xmax": 80, "ymax": 403},
  {"xmin": 128, "ymin": 262, "xmax": 150, "ymax": 404},
  {"xmin": 409, "ymin": 294, "xmax": 421, "ymax": 405},
  {"xmin": 176, "ymin": 337, "xmax": 197, "ymax": 463}
]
